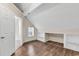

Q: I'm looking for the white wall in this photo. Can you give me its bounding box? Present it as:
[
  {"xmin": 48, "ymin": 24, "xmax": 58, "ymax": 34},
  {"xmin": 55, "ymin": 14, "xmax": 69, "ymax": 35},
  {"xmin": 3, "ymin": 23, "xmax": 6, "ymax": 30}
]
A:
[
  {"xmin": 37, "ymin": 32, "xmax": 46, "ymax": 42},
  {"xmin": 64, "ymin": 34, "xmax": 79, "ymax": 51},
  {"xmin": 22, "ymin": 18, "xmax": 38, "ymax": 43}
]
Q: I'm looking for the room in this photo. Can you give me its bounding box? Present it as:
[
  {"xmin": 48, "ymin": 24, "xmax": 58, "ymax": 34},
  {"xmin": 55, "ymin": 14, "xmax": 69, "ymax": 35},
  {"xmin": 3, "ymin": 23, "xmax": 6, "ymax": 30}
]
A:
[{"xmin": 0, "ymin": 3, "xmax": 79, "ymax": 56}]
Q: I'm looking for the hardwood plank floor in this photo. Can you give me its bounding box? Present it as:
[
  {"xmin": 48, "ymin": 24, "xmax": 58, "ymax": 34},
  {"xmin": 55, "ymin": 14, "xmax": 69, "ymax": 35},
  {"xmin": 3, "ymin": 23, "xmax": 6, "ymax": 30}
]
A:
[{"xmin": 13, "ymin": 40, "xmax": 79, "ymax": 56}]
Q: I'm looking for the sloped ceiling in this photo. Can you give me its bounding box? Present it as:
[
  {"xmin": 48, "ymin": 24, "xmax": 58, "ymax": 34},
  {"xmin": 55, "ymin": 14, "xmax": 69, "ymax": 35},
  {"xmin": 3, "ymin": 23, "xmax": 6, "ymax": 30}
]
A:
[
  {"xmin": 15, "ymin": 3, "xmax": 79, "ymax": 34},
  {"xmin": 27, "ymin": 3, "xmax": 79, "ymax": 34},
  {"xmin": 14, "ymin": 3, "xmax": 42, "ymax": 15}
]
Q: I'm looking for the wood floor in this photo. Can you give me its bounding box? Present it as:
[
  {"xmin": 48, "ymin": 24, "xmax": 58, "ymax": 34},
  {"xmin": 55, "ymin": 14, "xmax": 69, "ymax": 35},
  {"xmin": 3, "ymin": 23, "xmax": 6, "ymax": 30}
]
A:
[{"xmin": 13, "ymin": 40, "xmax": 79, "ymax": 56}]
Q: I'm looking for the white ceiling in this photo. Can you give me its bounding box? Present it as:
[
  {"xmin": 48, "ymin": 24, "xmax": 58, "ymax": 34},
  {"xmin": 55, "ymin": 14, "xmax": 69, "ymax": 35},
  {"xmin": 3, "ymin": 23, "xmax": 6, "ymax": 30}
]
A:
[
  {"xmin": 14, "ymin": 3, "xmax": 79, "ymax": 34},
  {"xmin": 27, "ymin": 3, "xmax": 79, "ymax": 34},
  {"xmin": 14, "ymin": 3, "xmax": 42, "ymax": 15}
]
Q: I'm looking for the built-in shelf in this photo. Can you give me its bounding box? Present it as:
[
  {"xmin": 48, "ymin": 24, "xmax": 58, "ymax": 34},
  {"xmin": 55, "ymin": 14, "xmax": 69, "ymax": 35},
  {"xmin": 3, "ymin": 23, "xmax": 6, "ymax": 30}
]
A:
[{"xmin": 46, "ymin": 33, "xmax": 64, "ymax": 43}]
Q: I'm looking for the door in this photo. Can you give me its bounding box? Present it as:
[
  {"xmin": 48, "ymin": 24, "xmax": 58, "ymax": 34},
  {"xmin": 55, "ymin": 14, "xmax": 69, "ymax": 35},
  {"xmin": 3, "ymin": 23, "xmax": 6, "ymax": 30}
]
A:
[
  {"xmin": 15, "ymin": 16, "xmax": 23, "ymax": 50},
  {"xmin": 0, "ymin": 17, "xmax": 15, "ymax": 56}
]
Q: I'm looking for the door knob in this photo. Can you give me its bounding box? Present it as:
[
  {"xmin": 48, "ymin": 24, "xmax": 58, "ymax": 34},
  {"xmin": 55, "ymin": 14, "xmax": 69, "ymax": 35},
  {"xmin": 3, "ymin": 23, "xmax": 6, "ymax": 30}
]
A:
[{"xmin": 1, "ymin": 37, "xmax": 5, "ymax": 39}]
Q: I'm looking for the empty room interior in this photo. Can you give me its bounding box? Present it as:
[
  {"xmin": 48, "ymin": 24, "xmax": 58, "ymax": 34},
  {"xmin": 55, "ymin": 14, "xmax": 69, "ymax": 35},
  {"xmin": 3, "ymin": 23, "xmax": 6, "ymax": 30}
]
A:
[{"xmin": 0, "ymin": 3, "xmax": 79, "ymax": 56}]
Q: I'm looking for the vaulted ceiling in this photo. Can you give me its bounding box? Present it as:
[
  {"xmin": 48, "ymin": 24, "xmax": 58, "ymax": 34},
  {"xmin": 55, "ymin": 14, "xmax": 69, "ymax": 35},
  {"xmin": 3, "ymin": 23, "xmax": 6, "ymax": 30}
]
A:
[
  {"xmin": 15, "ymin": 3, "xmax": 79, "ymax": 34},
  {"xmin": 14, "ymin": 3, "xmax": 42, "ymax": 15}
]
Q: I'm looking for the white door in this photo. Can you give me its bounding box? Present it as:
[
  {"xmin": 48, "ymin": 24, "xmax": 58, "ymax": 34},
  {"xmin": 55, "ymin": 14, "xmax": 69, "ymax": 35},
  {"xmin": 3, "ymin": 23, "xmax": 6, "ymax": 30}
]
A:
[
  {"xmin": 0, "ymin": 14, "xmax": 15, "ymax": 56},
  {"xmin": 0, "ymin": 17, "xmax": 15, "ymax": 56},
  {"xmin": 15, "ymin": 16, "xmax": 23, "ymax": 50}
]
